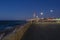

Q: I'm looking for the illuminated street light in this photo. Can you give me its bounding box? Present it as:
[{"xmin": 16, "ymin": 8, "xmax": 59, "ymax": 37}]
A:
[
  {"xmin": 50, "ymin": 10, "xmax": 53, "ymax": 12},
  {"xmin": 40, "ymin": 12, "xmax": 43, "ymax": 15},
  {"xmin": 40, "ymin": 12, "xmax": 44, "ymax": 19},
  {"xmin": 50, "ymin": 9, "xmax": 54, "ymax": 18},
  {"xmin": 33, "ymin": 12, "xmax": 36, "ymax": 18}
]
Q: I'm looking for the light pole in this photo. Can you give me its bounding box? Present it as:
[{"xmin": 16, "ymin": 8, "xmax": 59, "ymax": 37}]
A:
[
  {"xmin": 33, "ymin": 12, "xmax": 36, "ymax": 19},
  {"xmin": 40, "ymin": 12, "xmax": 43, "ymax": 19},
  {"xmin": 50, "ymin": 9, "xmax": 54, "ymax": 18}
]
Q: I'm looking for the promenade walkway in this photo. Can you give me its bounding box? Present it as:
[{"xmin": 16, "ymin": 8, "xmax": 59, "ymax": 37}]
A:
[
  {"xmin": 2, "ymin": 22, "xmax": 32, "ymax": 40},
  {"xmin": 2, "ymin": 22, "xmax": 60, "ymax": 40}
]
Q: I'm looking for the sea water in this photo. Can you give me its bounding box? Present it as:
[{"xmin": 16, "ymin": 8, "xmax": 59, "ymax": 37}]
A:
[{"xmin": 0, "ymin": 20, "xmax": 27, "ymax": 34}]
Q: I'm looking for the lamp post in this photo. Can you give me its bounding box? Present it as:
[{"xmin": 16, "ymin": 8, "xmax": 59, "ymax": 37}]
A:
[
  {"xmin": 33, "ymin": 12, "xmax": 36, "ymax": 20},
  {"xmin": 40, "ymin": 12, "xmax": 43, "ymax": 19},
  {"xmin": 50, "ymin": 10, "xmax": 54, "ymax": 18}
]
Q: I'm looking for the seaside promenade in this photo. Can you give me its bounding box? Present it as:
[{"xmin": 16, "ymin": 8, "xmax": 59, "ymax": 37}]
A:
[{"xmin": 2, "ymin": 22, "xmax": 60, "ymax": 40}]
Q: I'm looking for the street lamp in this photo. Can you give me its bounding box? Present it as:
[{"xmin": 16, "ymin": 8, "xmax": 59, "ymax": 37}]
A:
[
  {"xmin": 40, "ymin": 12, "xmax": 44, "ymax": 19},
  {"xmin": 50, "ymin": 10, "xmax": 53, "ymax": 13},
  {"xmin": 50, "ymin": 9, "xmax": 54, "ymax": 18}
]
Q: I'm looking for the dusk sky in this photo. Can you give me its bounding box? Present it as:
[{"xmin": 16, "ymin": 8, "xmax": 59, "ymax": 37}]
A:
[{"xmin": 0, "ymin": 0, "xmax": 60, "ymax": 20}]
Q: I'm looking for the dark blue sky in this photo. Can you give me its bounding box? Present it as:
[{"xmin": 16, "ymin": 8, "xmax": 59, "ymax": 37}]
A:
[{"xmin": 0, "ymin": 0, "xmax": 60, "ymax": 20}]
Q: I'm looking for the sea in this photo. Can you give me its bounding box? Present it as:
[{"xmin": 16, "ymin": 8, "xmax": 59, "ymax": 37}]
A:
[{"xmin": 0, "ymin": 20, "xmax": 27, "ymax": 35}]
